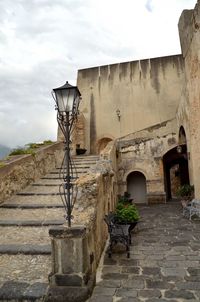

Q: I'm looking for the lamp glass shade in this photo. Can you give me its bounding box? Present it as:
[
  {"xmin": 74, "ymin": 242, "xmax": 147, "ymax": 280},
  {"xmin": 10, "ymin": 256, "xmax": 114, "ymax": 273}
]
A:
[{"xmin": 53, "ymin": 82, "xmax": 81, "ymax": 113}]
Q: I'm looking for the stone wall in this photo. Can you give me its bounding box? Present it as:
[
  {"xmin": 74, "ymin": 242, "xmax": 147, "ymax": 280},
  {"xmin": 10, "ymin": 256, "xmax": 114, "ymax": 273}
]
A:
[
  {"xmin": 0, "ymin": 142, "xmax": 64, "ymax": 202},
  {"xmin": 72, "ymin": 113, "xmax": 87, "ymax": 154},
  {"xmin": 47, "ymin": 141, "xmax": 117, "ymax": 301},
  {"xmin": 73, "ymin": 141, "xmax": 117, "ymax": 271},
  {"xmin": 178, "ymin": 0, "xmax": 200, "ymax": 197},
  {"xmin": 117, "ymin": 119, "xmax": 178, "ymax": 203},
  {"xmin": 77, "ymin": 55, "xmax": 184, "ymax": 154}
]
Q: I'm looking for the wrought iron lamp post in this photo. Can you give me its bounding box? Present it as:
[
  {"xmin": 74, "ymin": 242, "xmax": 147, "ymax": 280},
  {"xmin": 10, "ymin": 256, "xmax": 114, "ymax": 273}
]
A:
[{"xmin": 52, "ymin": 81, "xmax": 81, "ymax": 227}]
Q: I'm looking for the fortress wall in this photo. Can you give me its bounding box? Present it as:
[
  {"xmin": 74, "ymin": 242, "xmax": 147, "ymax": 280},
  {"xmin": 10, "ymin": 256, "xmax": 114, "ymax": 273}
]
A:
[
  {"xmin": 178, "ymin": 1, "xmax": 200, "ymax": 197},
  {"xmin": 77, "ymin": 55, "xmax": 184, "ymax": 154}
]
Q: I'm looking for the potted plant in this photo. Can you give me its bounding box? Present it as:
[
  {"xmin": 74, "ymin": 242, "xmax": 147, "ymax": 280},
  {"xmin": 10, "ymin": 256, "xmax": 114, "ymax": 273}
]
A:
[
  {"xmin": 114, "ymin": 202, "xmax": 140, "ymax": 230},
  {"xmin": 118, "ymin": 191, "xmax": 133, "ymax": 205},
  {"xmin": 76, "ymin": 144, "xmax": 87, "ymax": 155},
  {"xmin": 113, "ymin": 194, "xmax": 140, "ymax": 234},
  {"xmin": 176, "ymin": 184, "xmax": 194, "ymax": 201}
]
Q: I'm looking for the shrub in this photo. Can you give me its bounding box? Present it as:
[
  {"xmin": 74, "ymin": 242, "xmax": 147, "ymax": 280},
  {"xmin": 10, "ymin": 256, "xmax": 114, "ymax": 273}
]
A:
[
  {"xmin": 43, "ymin": 140, "xmax": 54, "ymax": 145},
  {"xmin": 9, "ymin": 148, "xmax": 31, "ymax": 156},
  {"xmin": 9, "ymin": 140, "xmax": 54, "ymax": 156},
  {"xmin": 176, "ymin": 184, "xmax": 194, "ymax": 198},
  {"xmin": 118, "ymin": 192, "xmax": 131, "ymax": 204},
  {"xmin": 115, "ymin": 202, "xmax": 140, "ymax": 223}
]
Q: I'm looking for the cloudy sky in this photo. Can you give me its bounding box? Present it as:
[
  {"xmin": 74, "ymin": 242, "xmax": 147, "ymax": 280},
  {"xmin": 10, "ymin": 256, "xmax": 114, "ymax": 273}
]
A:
[{"xmin": 0, "ymin": 0, "xmax": 196, "ymax": 148}]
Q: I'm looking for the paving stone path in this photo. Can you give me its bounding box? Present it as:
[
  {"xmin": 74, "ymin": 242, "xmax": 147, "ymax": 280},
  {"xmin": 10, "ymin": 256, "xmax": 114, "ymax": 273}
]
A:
[
  {"xmin": 88, "ymin": 202, "xmax": 200, "ymax": 302},
  {"xmin": 0, "ymin": 155, "xmax": 98, "ymax": 301}
]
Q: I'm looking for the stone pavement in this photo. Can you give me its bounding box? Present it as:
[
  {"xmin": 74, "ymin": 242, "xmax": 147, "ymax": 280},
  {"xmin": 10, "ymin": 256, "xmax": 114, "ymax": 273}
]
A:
[{"xmin": 88, "ymin": 202, "xmax": 200, "ymax": 302}]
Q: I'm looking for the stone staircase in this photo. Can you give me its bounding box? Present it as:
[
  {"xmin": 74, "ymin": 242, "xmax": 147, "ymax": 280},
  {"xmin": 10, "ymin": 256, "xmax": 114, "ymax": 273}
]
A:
[{"xmin": 0, "ymin": 155, "xmax": 99, "ymax": 301}]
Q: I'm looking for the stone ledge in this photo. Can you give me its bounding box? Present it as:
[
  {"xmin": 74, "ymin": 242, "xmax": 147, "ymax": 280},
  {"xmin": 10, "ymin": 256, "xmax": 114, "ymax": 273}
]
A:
[
  {"xmin": 16, "ymin": 193, "xmax": 63, "ymax": 196},
  {"xmin": 0, "ymin": 281, "xmax": 48, "ymax": 301},
  {"xmin": 44, "ymin": 275, "xmax": 95, "ymax": 302},
  {"xmin": 0, "ymin": 244, "xmax": 51, "ymax": 255},
  {"xmin": 0, "ymin": 220, "xmax": 65, "ymax": 226},
  {"xmin": 49, "ymin": 225, "xmax": 86, "ymax": 238},
  {"xmin": 54, "ymin": 274, "xmax": 83, "ymax": 287},
  {"xmin": 32, "ymin": 184, "xmax": 60, "ymax": 187},
  {"xmin": 0, "ymin": 203, "xmax": 64, "ymax": 209}
]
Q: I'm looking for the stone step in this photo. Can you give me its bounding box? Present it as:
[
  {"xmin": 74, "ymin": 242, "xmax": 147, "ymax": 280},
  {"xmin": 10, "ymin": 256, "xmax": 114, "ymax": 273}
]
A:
[
  {"xmin": 32, "ymin": 179, "xmax": 62, "ymax": 185},
  {"xmin": 32, "ymin": 183, "xmax": 60, "ymax": 187},
  {"xmin": 0, "ymin": 226, "xmax": 50, "ymax": 245},
  {"xmin": 0, "ymin": 154, "xmax": 99, "ymax": 301},
  {"xmin": 73, "ymin": 155, "xmax": 99, "ymax": 160},
  {"xmin": 0, "ymin": 280, "xmax": 48, "ymax": 302},
  {"xmin": 0, "ymin": 244, "xmax": 51, "ymax": 255},
  {"xmin": 0, "ymin": 203, "xmax": 64, "ymax": 209},
  {"xmin": 0, "ymin": 220, "xmax": 65, "ymax": 226},
  {"xmin": 6, "ymin": 195, "xmax": 62, "ymax": 205},
  {"xmin": 0, "ymin": 208, "xmax": 65, "ymax": 221},
  {"xmin": 40, "ymin": 176, "xmax": 78, "ymax": 180},
  {"xmin": 0, "ymin": 254, "xmax": 51, "ymax": 302},
  {"xmin": 49, "ymin": 170, "xmax": 88, "ymax": 174},
  {"xmin": 16, "ymin": 184, "xmax": 63, "ymax": 195},
  {"xmin": 16, "ymin": 192, "xmax": 63, "ymax": 196}
]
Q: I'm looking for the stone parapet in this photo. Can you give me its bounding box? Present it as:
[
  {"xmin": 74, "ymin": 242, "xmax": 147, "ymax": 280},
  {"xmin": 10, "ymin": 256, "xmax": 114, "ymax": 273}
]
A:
[
  {"xmin": 178, "ymin": 9, "xmax": 194, "ymax": 58},
  {"xmin": 46, "ymin": 225, "xmax": 94, "ymax": 302},
  {"xmin": 0, "ymin": 142, "xmax": 64, "ymax": 202}
]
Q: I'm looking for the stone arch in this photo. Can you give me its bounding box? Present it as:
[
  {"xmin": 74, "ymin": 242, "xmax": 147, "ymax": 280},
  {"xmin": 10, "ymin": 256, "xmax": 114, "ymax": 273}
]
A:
[
  {"xmin": 126, "ymin": 171, "xmax": 147, "ymax": 204},
  {"xmin": 97, "ymin": 137, "xmax": 113, "ymax": 154},
  {"xmin": 163, "ymin": 144, "xmax": 190, "ymax": 200}
]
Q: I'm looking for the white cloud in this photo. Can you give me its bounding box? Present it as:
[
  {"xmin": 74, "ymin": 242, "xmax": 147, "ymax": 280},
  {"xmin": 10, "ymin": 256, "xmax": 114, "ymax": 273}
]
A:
[{"xmin": 0, "ymin": 0, "xmax": 197, "ymax": 147}]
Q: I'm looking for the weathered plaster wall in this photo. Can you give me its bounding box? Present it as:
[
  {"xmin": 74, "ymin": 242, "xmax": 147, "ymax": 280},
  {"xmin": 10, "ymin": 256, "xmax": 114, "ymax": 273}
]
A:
[
  {"xmin": 178, "ymin": 1, "xmax": 200, "ymax": 197},
  {"xmin": 0, "ymin": 143, "xmax": 64, "ymax": 202},
  {"xmin": 117, "ymin": 119, "xmax": 178, "ymax": 203},
  {"xmin": 77, "ymin": 55, "xmax": 184, "ymax": 154},
  {"xmin": 72, "ymin": 113, "xmax": 86, "ymax": 154}
]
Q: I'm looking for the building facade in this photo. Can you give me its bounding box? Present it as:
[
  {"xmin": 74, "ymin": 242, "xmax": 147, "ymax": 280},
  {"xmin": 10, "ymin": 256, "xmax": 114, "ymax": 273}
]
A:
[{"xmin": 70, "ymin": 1, "xmax": 200, "ymax": 204}]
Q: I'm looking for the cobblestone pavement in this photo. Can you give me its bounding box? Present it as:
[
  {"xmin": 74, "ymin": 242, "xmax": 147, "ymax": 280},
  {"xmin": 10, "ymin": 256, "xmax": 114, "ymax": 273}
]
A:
[{"xmin": 88, "ymin": 202, "xmax": 200, "ymax": 302}]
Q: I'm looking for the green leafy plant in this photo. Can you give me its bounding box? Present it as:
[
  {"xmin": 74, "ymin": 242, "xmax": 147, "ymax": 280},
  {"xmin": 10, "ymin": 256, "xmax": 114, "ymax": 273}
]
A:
[
  {"xmin": 9, "ymin": 140, "xmax": 54, "ymax": 156},
  {"xmin": 43, "ymin": 140, "xmax": 54, "ymax": 145},
  {"xmin": 176, "ymin": 184, "xmax": 194, "ymax": 198},
  {"xmin": 26, "ymin": 143, "xmax": 40, "ymax": 149},
  {"xmin": 115, "ymin": 202, "xmax": 140, "ymax": 223},
  {"xmin": 0, "ymin": 162, "xmax": 5, "ymax": 168},
  {"xmin": 118, "ymin": 192, "xmax": 131, "ymax": 204},
  {"xmin": 9, "ymin": 147, "xmax": 32, "ymax": 156}
]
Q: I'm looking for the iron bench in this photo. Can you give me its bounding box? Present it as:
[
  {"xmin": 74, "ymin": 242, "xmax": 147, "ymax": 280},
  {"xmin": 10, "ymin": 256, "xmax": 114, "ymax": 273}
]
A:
[
  {"xmin": 182, "ymin": 199, "xmax": 200, "ymax": 220},
  {"xmin": 104, "ymin": 213, "xmax": 135, "ymax": 258}
]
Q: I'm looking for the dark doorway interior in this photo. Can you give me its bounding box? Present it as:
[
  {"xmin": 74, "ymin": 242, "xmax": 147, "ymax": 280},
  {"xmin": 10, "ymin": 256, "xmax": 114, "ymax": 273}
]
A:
[
  {"xmin": 163, "ymin": 144, "xmax": 189, "ymax": 200},
  {"xmin": 127, "ymin": 171, "xmax": 147, "ymax": 204}
]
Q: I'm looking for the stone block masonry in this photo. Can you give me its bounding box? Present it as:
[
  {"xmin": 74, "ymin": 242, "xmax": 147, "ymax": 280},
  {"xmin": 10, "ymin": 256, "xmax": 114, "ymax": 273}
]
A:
[{"xmin": 0, "ymin": 142, "xmax": 64, "ymax": 202}]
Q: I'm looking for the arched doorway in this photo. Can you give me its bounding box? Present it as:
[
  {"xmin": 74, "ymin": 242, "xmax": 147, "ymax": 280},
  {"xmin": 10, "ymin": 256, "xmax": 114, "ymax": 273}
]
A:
[
  {"xmin": 127, "ymin": 171, "xmax": 147, "ymax": 204},
  {"xmin": 97, "ymin": 137, "xmax": 112, "ymax": 153},
  {"xmin": 163, "ymin": 126, "xmax": 190, "ymax": 200}
]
